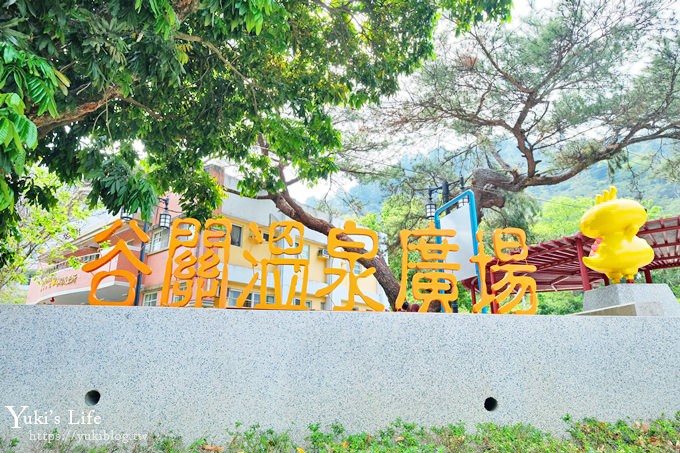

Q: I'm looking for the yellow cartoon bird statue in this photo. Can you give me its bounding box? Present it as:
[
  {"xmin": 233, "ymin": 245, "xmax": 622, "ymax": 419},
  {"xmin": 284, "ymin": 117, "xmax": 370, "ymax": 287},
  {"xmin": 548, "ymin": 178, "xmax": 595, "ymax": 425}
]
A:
[{"xmin": 579, "ymin": 186, "xmax": 654, "ymax": 283}]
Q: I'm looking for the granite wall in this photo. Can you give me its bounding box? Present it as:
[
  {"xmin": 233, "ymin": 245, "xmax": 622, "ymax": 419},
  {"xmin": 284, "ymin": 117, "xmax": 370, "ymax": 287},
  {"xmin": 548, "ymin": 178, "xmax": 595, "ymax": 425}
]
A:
[{"xmin": 1, "ymin": 305, "xmax": 679, "ymax": 447}]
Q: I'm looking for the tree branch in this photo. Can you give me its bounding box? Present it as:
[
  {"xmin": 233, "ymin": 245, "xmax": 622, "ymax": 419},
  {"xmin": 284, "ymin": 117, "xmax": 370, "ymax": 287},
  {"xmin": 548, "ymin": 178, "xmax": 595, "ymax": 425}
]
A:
[
  {"xmin": 121, "ymin": 97, "xmax": 163, "ymax": 120},
  {"xmin": 33, "ymin": 87, "xmax": 121, "ymax": 139},
  {"xmin": 223, "ymin": 186, "xmax": 272, "ymax": 200}
]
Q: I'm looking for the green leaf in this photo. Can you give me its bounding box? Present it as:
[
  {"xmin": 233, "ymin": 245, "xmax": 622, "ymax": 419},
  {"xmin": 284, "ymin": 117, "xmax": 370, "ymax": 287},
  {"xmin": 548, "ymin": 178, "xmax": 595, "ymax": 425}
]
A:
[
  {"xmin": 2, "ymin": 45, "xmax": 18, "ymax": 64},
  {"xmin": 5, "ymin": 93, "xmax": 22, "ymax": 111},
  {"xmin": 0, "ymin": 118, "xmax": 10, "ymax": 145},
  {"xmin": 46, "ymin": 98, "xmax": 58, "ymax": 117},
  {"xmin": 13, "ymin": 114, "xmax": 30, "ymax": 139},
  {"xmin": 11, "ymin": 145, "xmax": 25, "ymax": 175},
  {"xmin": 52, "ymin": 68, "xmax": 70, "ymax": 88},
  {"xmin": 24, "ymin": 120, "xmax": 37, "ymax": 149},
  {"xmin": 12, "ymin": 72, "xmax": 24, "ymax": 99},
  {"xmin": 11, "ymin": 127, "xmax": 23, "ymax": 154},
  {"xmin": 0, "ymin": 178, "xmax": 12, "ymax": 211}
]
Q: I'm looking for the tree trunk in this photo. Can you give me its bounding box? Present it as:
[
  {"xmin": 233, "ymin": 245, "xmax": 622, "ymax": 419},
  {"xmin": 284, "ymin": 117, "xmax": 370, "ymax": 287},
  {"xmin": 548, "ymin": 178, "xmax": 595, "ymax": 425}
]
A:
[
  {"xmin": 469, "ymin": 167, "xmax": 514, "ymax": 219},
  {"xmin": 362, "ymin": 254, "xmax": 401, "ymax": 310}
]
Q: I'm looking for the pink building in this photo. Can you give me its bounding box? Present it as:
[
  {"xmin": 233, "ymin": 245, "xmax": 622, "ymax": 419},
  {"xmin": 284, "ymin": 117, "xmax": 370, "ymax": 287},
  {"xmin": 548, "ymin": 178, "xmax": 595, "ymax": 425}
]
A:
[{"xmin": 25, "ymin": 193, "xmax": 183, "ymax": 306}]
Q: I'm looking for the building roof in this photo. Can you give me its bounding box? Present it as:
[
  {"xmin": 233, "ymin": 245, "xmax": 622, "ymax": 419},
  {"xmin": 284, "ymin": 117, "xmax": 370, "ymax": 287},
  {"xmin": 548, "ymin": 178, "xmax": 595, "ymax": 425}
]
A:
[{"xmin": 461, "ymin": 216, "xmax": 680, "ymax": 293}]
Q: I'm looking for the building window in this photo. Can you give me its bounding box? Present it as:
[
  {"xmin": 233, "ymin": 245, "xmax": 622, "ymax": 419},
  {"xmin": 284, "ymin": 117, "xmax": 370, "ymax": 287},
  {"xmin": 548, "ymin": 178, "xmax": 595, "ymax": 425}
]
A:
[
  {"xmin": 266, "ymin": 295, "xmax": 275, "ymax": 304},
  {"xmin": 142, "ymin": 292, "xmax": 158, "ymax": 307},
  {"xmin": 293, "ymin": 298, "xmax": 301, "ymax": 306},
  {"xmin": 212, "ymin": 279, "xmax": 222, "ymax": 298},
  {"xmin": 244, "ymin": 293, "xmax": 260, "ymax": 308},
  {"xmin": 227, "ymin": 289, "xmax": 260, "ymax": 307},
  {"xmin": 231, "ymin": 225, "xmax": 242, "ymax": 247},
  {"xmin": 320, "ymin": 301, "xmax": 327, "ymax": 311},
  {"xmin": 80, "ymin": 253, "xmax": 100, "ymax": 265},
  {"xmin": 172, "ymin": 281, "xmax": 188, "ymax": 304},
  {"xmin": 149, "ymin": 229, "xmax": 170, "ymax": 253},
  {"xmin": 305, "ymin": 300, "xmax": 312, "ymax": 309},
  {"xmin": 293, "ymin": 242, "xmax": 310, "ymax": 259},
  {"xmin": 227, "ymin": 288, "xmax": 241, "ymax": 307}
]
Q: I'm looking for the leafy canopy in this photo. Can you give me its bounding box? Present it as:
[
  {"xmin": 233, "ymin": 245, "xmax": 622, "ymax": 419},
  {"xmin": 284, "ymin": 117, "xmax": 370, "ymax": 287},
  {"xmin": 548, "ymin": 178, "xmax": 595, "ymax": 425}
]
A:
[{"xmin": 0, "ymin": 0, "xmax": 511, "ymax": 268}]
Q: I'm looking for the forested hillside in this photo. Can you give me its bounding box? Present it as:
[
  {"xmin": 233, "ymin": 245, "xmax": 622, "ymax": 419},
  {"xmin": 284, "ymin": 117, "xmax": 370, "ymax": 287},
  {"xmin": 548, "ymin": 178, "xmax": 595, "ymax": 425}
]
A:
[{"xmin": 527, "ymin": 142, "xmax": 680, "ymax": 216}]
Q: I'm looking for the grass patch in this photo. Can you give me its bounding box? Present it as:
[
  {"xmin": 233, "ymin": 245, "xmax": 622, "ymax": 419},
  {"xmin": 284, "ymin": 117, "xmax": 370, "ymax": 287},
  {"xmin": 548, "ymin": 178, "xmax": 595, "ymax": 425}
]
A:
[{"xmin": 2, "ymin": 413, "xmax": 679, "ymax": 452}]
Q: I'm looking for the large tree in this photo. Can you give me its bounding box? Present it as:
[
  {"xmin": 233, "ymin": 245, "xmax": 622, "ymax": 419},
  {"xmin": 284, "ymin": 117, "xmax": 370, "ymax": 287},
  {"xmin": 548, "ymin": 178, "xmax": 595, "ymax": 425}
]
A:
[
  {"xmin": 1, "ymin": 0, "xmax": 511, "ymax": 307},
  {"xmin": 343, "ymin": 0, "xmax": 679, "ymax": 217}
]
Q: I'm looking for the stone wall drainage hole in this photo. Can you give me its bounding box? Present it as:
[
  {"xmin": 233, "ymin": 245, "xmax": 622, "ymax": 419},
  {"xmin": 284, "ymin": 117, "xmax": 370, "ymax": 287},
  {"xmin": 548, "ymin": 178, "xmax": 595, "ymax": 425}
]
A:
[
  {"xmin": 484, "ymin": 397, "xmax": 498, "ymax": 412},
  {"xmin": 85, "ymin": 390, "xmax": 101, "ymax": 406}
]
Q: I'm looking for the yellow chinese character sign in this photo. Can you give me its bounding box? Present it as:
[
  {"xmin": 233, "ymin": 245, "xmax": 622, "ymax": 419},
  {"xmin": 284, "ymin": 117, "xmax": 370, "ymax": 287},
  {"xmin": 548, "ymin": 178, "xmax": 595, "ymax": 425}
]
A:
[
  {"xmin": 469, "ymin": 228, "xmax": 538, "ymax": 314},
  {"xmin": 82, "ymin": 219, "xmax": 151, "ymax": 306},
  {"xmin": 83, "ymin": 217, "xmax": 538, "ymax": 314},
  {"xmin": 314, "ymin": 221, "xmax": 384, "ymax": 312},
  {"xmin": 240, "ymin": 220, "xmax": 309, "ymax": 309},
  {"xmin": 160, "ymin": 218, "xmax": 232, "ymax": 308},
  {"xmin": 395, "ymin": 222, "xmax": 460, "ymax": 313}
]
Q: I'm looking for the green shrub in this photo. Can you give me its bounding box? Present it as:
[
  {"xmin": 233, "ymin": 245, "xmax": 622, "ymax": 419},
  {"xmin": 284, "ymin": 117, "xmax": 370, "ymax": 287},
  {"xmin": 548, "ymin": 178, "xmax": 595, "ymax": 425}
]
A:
[{"xmin": 2, "ymin": 413, "xmax": 679, "ymax": 452}]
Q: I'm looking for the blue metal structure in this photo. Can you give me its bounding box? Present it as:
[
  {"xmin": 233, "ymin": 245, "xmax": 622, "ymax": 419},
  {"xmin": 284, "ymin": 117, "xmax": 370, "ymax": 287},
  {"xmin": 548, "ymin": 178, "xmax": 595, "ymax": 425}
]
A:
[{"xmin": 432, "ymin": 189, "xmax": 485, "ymax": 313}]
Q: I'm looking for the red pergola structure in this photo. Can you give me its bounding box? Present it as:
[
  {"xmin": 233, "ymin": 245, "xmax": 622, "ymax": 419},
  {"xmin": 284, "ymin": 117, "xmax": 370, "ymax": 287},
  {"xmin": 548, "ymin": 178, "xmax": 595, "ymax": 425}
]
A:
[{"xmin": 461, "ymin": 215, "xmax": 680, "ymax": 294}]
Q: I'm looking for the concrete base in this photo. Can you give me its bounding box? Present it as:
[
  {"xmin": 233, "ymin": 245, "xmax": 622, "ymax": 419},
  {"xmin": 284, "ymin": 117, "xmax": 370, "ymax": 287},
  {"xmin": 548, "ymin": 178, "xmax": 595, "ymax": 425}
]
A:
[
  {"xmin": 581, "ymin": 284, "xmax": 680, "ymax": 317},
  {"xmin": 1, "ymin": 306, "xmax": 679, "ymax": 447},
  {"xmin": 576, "ymin": 303, "xmax": 638, "ymax": 316}
]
